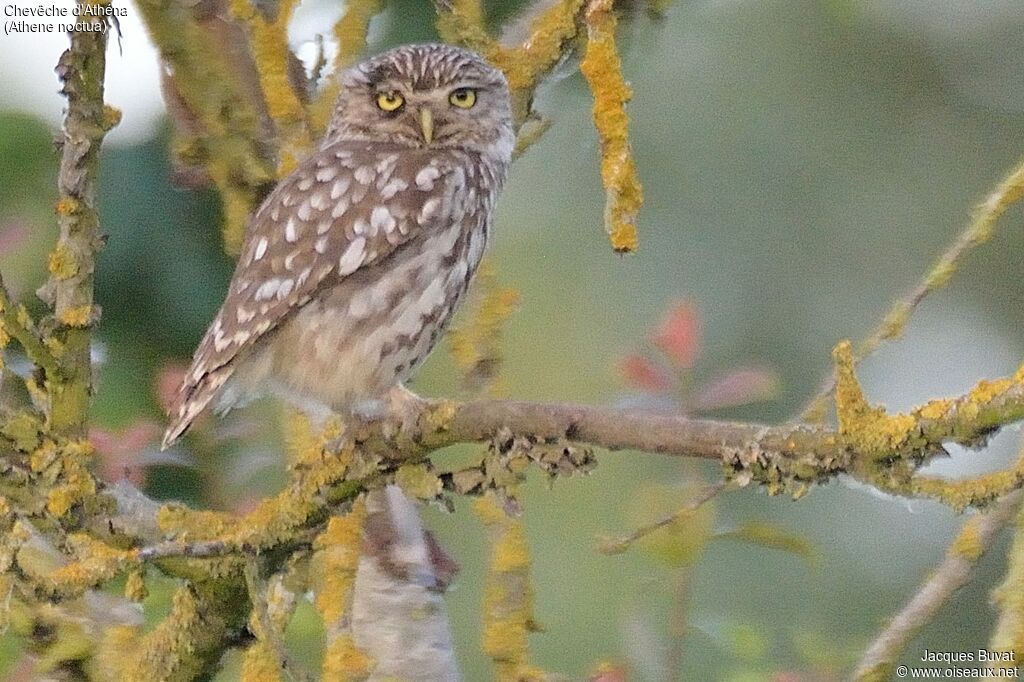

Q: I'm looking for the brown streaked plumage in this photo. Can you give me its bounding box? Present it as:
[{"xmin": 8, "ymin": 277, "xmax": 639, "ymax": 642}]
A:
[{"xmin": 162, "ymin": 44, "xmax": 514, "ymax": 449}]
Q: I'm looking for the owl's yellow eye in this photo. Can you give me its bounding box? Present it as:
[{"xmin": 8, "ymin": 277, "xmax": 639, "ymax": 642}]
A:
[
  {"xmin": 449, "ymin": 88, "xmax": 477, "ymax": 109},
  {"xmin": 376, "ymin": 91, "xmax": 405, "ymax": 112}
]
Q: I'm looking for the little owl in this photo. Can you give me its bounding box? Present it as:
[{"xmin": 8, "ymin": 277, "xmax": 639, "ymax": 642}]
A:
[{"xmin": 162, "ymin": 44, "xmax": 514, "ymax": 448}]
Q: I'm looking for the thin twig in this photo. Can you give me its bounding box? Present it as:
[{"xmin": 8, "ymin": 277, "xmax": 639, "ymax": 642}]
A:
[
  {"xmin": 243, "ymin": 562, "xmax": 310, "ymax": 682},
  {"xmin": 0, "ymin": 272, "xmax": 60, "ymax": 378},
  {"xmin": 853, "ymin": 489, "xmax": 1024, "ymax": 681},
  {"xmin": 137, "ymin": 529, "xmax": 320, "ymax": 561},
  {"xmin": 796, "ymin": 156, "xmax": 1024, "ymax": 422},
  {"xmin": 597, "ymin": 481, "xmax": 726, "ymax": 554}
]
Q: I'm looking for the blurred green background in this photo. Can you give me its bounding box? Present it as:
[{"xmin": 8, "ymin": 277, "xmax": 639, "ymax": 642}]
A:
[{"xmin": 2, "ymin": 0, "xmax": 1024, "ymax": 679}]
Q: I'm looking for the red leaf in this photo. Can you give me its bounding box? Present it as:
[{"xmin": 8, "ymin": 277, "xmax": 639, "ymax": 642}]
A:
[
  {"xmin": 651, "ymin": 301, "xmax": 701, "ymax": 368},
  {"xmin": 618, "ymin": 354, "xmax": 673, "ymax": 393},
  {"xmin": 692, "ymin": 368, "xmax": 779, "ymax": 412},
  {"xmin": 90, "ymin": 422, "xmax": 161, "ymax": 486}
]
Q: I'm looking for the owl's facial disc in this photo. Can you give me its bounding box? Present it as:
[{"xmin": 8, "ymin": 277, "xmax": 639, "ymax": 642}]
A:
[{"xmin": 330, "ymin": 43, "xmax": 514, "ymax": 155}]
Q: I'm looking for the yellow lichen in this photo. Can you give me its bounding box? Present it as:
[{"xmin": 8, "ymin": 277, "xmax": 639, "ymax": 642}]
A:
[
  {"xmin": 580, "ymin": 0, "xmax": 642, "ymax": 253},
  {"xmin": 125, "ymin": 569, "xmax": 148, "ymax": 602},
  {"xmin": 322, "ymin": 636, "xmax": 375, "ymax": 681},
  {"xmin": 90, "ymin": 624, "xmax": 140, "ymax": 681},
  {"xmin": 229, "ymin": 0, "xmax": 310, "ymax": 158},
  {"xmin": 55, "ymin": 198, "xmax": 79, "ymax": 216},
  {"xmin": 968, "ymin": 378, "xmax": 1014, "ymax": 405},
  {"xmin": 910, "ymin": 459, "xmax": 1024, "ymax": 512},
  {"xmin": 491, "ymin": 0, "xmax": 584, "ymax": 95},
  {"xmin": 102, "ymin": 104, "xmax": 123, "ymax": 131},
  {"xmin": 916, "ymin": 398, "xmax": 953, "ymax": 421},
  {"xmin": 832, "ymin": 341, "xmax": 917, "ymax": 459},
  {"xmin": 394, "ymin": 464, "xmax": 443, "ymax": 501},
  {"xmin": 58, "ymin": 304, "xmax": 95, "ymax": 328},
  {"xmin": 240, "ymin": 641, "xmax": 284, "ymax": 682},
  {"xmin": 474, "ymin": 493, "xmax": 542, "ymax": 681},
  {"xmin": 311, "ymin": 501, "xmax": 366, "ymax": 625},
  {"xmin": 46, "ymin": 463, "xmax": 97, "ymax": 518},
  {"xmin": 4, "ymin": 412, "xmax": 43, "ymax": 453},
  {"xmin": 48, "ymin": 243, "xmax": 78, "ymax": 280},
  {"xmin": 312, "ymin": 500, "xmax": 372, "ymax": 680},
  {"xmin": 948, "ymin": 517, "xmax": 985, "ymax": 561},
  {"xmin": 989, "ymin": 501, "xmax": 1024, "ymax": 664},
  {"xmin": 45, "ymin": 534, "xmax": 138, "ymax": 594}
]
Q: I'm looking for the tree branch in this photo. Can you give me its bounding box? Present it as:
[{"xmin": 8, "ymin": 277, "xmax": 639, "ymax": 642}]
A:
[
  {"xmin": 0, "ymin": 272, "xmax": 59, "ymax": 379},
  {"xmin": 43, "ymin": 2, "xmax": 117, "ymax": 437},
  {"xmin": 797, "ymin": 155, "xmax": 1024, "ymax": 422},
  {"xmin": 853, "ymin": 490, "xmax": 1024, "ymax": 681}
]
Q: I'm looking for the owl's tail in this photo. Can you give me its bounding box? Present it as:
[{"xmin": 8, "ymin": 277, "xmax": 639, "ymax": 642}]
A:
[{"xmin": 161, "ymin": 366, "xmax": 233, "ymax": 450}]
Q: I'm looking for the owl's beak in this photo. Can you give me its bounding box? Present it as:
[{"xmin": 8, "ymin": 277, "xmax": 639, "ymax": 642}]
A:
[{"xmin": 418, "ymin": 108, "xmax": 434, "ymax": 144}]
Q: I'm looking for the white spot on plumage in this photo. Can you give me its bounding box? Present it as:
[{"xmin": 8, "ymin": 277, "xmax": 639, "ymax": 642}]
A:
[
  {"xmin": 314, "ymin": 237, "xmax": 328, "ymax": 254},
  {"xmin": 331, "ymin": 199, "xmax": 349, "ymax": 219},
  {"xmin": 255, "ymin": 278, "xmax": 282, "ymax": 301},
  {"xmin": 310, "ymin": 191, "xmax": 329, "ymax": 211},
  {"xmin": 331, "ymin": 177, "xmax": 351, "ymax": 200},
  {"xmin": 338, "ymin": 237, "xmax": 366, "ymax": 275},
  {"xmin": 380, "ymin": 178, "xmax": 408, "ymax": 199},
  {"xmin": 254, "ymin": 237, "xmax": 268, "ymax": 261},
  {"xmin": 371, "ymin": 206, "xmax": 396, "ymax": 234},
  {"xmin": 353, "ymin": 218, "xmax": 369, "ymax": 237},
  {"xmin": 296, "ymin": 267, "xmax": 313, "ymax": 287},
  {"xmin": 354, "ymin": 166, "xmax": 375, "ymax": 185},
  {"xmin": 415, "ymin": 166, "xmax": 441, "ymax": 190},
  {"xmin": 297, "ymin": 201, "xmax": 313, "ymax": 222},
  {"xmin": 418, "ymin": 198, "xmax": 441, "ymax": 225},
  {"xmin": 317, "ymin": 220, "xmax": 332, "ymax": 235},
  {"xmin": 376, "ymin": 153, "xmax": 399, "ymax": 174},
  {"xmin": 285, "ymin": 218, "xmax": 299, "ymax": 243},
  {"xmin": 236, "ymin": 306, "xmax": 255, "ymax": 324},
  {"xmin": 316, "ymin": 166, "xmax": 337, "ymax": 182},
  {"xmin": 276, "ymin": 278, "xmax": 294, "ymax": 300}
]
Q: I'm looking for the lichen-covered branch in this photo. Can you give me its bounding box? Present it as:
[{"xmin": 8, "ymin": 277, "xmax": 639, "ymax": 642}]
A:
[
  {"xmin": 475, "ymin": 492, "xmax": 545, "ymax": 682},
  {"xmin": 311, "ymin": 499, "xmax": 374, "ymax": 680},
  {"xmin": 42, "ymin": 1, "xmax": 117, "ymax": 437},
  {"xmin": 798, "ymin": 155, "xmax": 1024, "ymax": 422},
  {"xmin": 0, "ymin": 273, "xmax": 59, "ymax": 382},
  {"xmin": 580, "ymin": 0, "xmax": 642, "ymax": 252},
  {"xmin": 853, "ymin": 490, "xmax": 1024, "ymax": 681},
  {"xmin": 988, "ymin": 498, "xmax": 1024, "ymax": 670}
]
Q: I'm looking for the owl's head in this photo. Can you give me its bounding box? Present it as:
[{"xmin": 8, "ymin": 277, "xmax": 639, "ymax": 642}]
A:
[{"xmin": 327, "ymin": 43, "xmax": 514, "ymax": 158}]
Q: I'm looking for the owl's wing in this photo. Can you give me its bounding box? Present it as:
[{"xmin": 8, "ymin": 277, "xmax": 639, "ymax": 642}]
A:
[{"xmin": 162, "ymin": 141, "xmax": 468, "ymax": 448}]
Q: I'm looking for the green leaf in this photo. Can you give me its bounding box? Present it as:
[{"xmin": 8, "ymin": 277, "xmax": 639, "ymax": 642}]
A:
[{"xmin": 715, "ymin": 522, "xmax": 818, "ymax": 567}]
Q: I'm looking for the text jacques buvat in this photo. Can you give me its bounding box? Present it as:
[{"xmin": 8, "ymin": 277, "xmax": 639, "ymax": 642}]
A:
[{"xmin": 4, "ymin": 3, "xmax": 126, "ymax": 35}]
